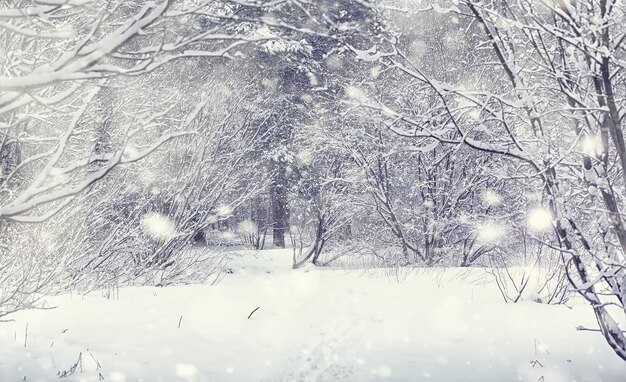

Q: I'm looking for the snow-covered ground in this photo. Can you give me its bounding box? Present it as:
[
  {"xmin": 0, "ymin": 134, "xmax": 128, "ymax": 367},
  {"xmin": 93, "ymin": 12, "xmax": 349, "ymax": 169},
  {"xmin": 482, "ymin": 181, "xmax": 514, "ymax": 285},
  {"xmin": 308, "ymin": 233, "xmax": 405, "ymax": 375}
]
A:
[{"xmin": 1, "ymin": 249, "xmax": 625, "ymax": 381}]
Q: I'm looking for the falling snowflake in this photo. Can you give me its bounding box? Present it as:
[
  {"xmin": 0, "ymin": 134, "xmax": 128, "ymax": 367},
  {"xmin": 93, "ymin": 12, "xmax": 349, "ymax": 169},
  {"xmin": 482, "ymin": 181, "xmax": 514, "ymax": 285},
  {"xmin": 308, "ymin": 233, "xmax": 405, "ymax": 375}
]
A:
[
  {"xmin": 175, "ymin": 363, "xmax": 198, "ymax": 381},
  {"xmin": 345, "ymin": 85, "xmax": 370, "ymax": 103},
  {"xmin": 423, "ymin": 199, "xmax": 435, "ymax": 208},
  {"xmin": 237, "ymin": 220, "xmax": 258, "ymax": 235},
  {"xmin": 481, "ymin": 190, "xmax": 503, "ymax": 206},
  {"xmin": 140, "ymin": 212, "xmax": 176, "ymax": 240},
  {"xmin": 371, "ymin": 365, "xmax": 392, "ymax": 378},
  {"xmin": 216, "ymin": 204, "xmax": 232, "ymax": 218},
  {"xmin": 578, "ymin": 134, "xmax": 602, "ymax": 156},
  {"xmin": 527, "ymin": 207, "xmax": 552, "ymax": 232},
  {"xmin": 476, "ymin": 221, "xmax": 505, "ymax": 243},
  {"xmin": 296, "ymin": 149, "xmax": 313, "ymax": 165},
  {"xmin": 109, "ymin": 372, "xmax": 127, "ymax": 382}
]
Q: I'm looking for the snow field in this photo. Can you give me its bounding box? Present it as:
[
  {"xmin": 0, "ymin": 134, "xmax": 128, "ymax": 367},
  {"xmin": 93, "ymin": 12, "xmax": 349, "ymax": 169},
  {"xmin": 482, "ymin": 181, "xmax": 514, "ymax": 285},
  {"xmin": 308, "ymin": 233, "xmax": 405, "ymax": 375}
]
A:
[{"xmin": 1, "ymin": 249, "xmax": 624, "ymax": 381}]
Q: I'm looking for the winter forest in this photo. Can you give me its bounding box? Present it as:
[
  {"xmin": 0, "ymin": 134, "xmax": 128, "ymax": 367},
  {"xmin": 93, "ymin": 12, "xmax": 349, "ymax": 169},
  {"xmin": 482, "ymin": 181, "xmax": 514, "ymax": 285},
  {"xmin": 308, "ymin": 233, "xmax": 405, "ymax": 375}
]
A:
[{"xmin": 1, "ymin": 0, "xmax": 626, "ymax": 380}]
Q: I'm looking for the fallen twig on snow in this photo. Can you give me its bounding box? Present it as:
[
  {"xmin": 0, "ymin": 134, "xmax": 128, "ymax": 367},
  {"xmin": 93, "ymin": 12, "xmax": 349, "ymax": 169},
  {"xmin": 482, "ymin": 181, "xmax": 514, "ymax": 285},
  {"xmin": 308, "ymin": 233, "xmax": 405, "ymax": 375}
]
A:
[{"xmin": 247, "ymin": 306, "xmax": 260, "ymax": 319}]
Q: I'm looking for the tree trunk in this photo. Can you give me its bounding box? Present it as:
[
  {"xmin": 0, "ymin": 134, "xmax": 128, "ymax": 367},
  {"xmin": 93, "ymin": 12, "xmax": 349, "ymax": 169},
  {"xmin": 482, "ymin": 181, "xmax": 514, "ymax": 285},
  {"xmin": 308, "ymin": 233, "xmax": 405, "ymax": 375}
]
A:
[{"xmin": 270, "ymin": 158, "xmax": 289, "ymax": 248}]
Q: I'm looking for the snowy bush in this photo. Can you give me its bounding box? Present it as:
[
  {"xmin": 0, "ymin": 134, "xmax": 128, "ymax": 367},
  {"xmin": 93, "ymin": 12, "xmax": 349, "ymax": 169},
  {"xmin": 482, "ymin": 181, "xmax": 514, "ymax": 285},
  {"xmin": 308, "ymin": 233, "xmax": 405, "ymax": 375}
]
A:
[{"xmin": 237, "ymin": 219, "xmax": 267, "ymax": 250}]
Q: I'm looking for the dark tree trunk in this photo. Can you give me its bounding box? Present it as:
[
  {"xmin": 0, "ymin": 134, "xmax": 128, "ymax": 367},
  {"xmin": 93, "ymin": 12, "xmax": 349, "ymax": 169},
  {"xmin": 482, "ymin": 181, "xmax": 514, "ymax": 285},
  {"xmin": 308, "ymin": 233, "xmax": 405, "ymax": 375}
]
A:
[
  {"xmin": 0, "ymin": 134, "xmax": 19, "ymax": 187},
  {"xmin": 0, "ymin": 135, "xmax": 19, "ymax": 239},
  {"xmin": 264, "ymin": 66, "xmax": 300, "ymax": 249},
  {"xmin": 84, "ymin": 86, "xmax": 114, "ymax": 256},
  {"xmin": 270, "ymin": 158, "xmax": 289, "ymax": 248}
]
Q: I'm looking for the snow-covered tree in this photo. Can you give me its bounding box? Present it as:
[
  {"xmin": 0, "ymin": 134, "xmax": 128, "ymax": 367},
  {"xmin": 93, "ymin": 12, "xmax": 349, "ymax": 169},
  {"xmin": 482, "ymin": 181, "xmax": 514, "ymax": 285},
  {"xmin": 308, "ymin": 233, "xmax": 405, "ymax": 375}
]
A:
[
  {"xmin": 365, "ymin": 0, "xmax": 626, "ymax": 362},
  {"xmin": 0, "ymin": 0, "xmax": 392, "ymax": 315}
]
